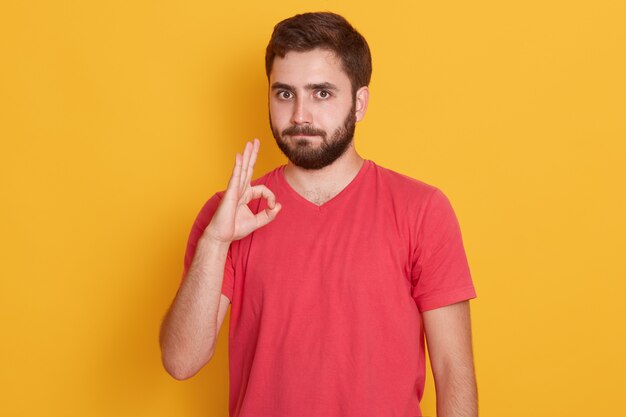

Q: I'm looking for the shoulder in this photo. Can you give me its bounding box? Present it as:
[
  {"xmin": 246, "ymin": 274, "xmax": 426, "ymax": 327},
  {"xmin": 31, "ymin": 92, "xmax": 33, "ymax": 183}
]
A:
[{"xmin": 367, "ymin": 160, "xmax": 442, "ymax": 206}]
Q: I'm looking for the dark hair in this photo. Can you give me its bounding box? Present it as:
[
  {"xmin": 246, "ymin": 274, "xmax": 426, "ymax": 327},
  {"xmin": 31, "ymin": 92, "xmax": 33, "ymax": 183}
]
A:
[{"xmin": 265, "ymin": 12, "xmax": 372, "ymax": 94}]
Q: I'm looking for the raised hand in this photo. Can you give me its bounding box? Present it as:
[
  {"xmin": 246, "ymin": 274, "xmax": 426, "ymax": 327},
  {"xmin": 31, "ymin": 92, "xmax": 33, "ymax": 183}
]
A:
[{"xmin": 204, "ymin": 139, "xmax": 281, "ymax": 243}]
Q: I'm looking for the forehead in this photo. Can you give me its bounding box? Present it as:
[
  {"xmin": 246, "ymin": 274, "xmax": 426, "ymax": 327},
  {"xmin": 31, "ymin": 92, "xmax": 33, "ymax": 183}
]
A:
[{"xmin": 269, "ymin": 48, "xmax": 350, "ymax": 87}]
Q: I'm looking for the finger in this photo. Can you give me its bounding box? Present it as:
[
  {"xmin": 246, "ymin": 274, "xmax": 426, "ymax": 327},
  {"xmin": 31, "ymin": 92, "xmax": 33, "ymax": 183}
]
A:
[
  {"xmin": 239, "ymin": 142, "xmax": 252, "ymax": 193},
  {"xmin": 255, "ymin": 202, "xmax": 282, "ymax": 228},
  {"xmin": 244, "ymin": 139, "xmax": 260, "ymax": 187},
  {"xmin": 248, "ymin": 184, "xmax": 276, "ymax": 208},
  {"xmin": 224, "ymin": 153, "xmax": 242, "ymax": 200}
]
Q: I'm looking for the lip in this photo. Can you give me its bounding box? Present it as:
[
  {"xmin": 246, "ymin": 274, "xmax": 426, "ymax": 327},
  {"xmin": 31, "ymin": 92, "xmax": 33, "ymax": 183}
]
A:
[{"xmin": 289, "ymin": 134, "xmax": 319, "ymax": 138}]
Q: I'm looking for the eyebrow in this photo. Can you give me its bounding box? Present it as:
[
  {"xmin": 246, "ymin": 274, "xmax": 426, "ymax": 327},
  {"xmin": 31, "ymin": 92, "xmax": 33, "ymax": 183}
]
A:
[{"xmin": 271, "ymin": 82, "xmax": 339, "ymax": 91}]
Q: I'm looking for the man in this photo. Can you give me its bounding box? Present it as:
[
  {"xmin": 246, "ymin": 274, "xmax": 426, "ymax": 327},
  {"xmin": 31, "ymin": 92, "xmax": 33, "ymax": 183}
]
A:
[{"xmin": 160, "ymin": 12, "xmax": 478, "ymax": 417}]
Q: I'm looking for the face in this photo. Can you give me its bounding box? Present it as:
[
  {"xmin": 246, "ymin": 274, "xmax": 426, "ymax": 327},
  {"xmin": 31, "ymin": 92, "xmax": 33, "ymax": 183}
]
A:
[{"xmin": 268, "ymin": 48, "xmax": 368, "ymax": 170}]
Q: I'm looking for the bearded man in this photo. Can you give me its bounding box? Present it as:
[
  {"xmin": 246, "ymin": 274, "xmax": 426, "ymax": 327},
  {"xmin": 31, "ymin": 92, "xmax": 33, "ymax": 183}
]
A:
[{"xmin": 160, "ymin": 12, "xmax": 478, "ymax": 417}]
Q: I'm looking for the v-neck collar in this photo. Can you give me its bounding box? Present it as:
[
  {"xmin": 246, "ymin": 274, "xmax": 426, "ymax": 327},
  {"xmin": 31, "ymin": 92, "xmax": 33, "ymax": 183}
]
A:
[{"xmin": 277, "ymin": 160, "xmax": 372, "ymax": 212}]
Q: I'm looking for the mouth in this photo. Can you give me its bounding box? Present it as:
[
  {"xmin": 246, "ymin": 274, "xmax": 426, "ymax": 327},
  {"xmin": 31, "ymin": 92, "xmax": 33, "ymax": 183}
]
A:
[
  {"xmin": 290, "ymin": 134, "xmax": 319, "ymax": 138},
  {"xmin": 285, "ymin": 134, "xmax": 323, "ymax": 143},
  {"xmin": 282, "ymin": 128, "xmax": 325, "ymax": 139}
]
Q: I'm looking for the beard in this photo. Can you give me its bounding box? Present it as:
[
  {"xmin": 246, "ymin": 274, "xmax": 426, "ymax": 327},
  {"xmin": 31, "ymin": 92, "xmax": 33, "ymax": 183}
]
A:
[{"xmin": 271, "ymin": 103, "xmax": 356, "ymax": 170}]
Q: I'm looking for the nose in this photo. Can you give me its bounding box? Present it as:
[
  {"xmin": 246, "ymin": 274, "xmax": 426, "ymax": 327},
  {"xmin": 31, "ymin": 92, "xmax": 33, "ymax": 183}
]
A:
[{"xmin": 291, "ymin": 96, "xmax": 312, "ymax": 125}]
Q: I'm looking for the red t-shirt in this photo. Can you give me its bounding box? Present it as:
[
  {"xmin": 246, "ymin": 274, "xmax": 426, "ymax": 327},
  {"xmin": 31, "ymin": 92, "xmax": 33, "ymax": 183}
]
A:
[{"xmin": 183, "ymin": 160, "xmax": 476, "ymax": 417}]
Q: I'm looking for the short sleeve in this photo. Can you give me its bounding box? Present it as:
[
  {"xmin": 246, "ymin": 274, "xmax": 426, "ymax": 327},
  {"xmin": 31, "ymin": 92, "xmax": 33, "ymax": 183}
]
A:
[
  {"xmin": 181, "ymin": 192, "xmax": 234, "ymax": 301},
  {"xmin": 411, "ymin": 189, "xmax": 476, "ymax": 312}
]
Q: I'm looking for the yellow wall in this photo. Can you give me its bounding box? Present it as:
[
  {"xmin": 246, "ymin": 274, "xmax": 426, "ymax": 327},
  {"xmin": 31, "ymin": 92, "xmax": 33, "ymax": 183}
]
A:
[{"xmin": 1, "ymin": 1, "xmax": 624, "ymax": 416}]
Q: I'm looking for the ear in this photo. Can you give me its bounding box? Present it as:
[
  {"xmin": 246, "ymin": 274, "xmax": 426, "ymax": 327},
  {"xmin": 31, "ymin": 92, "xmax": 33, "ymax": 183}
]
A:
[{"xmin": 354, "ymin": 86, "xmax": 370, "ymax": 122}]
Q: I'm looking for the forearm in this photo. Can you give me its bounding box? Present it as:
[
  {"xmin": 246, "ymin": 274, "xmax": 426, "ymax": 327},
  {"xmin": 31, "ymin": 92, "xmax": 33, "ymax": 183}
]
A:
[
  {"xmin": 160, "ymin": 139, "xmax": 280, "ymax": 379},
  {"xmin": 434, "ymin": 362, "xmax": 478, "ymax": 417},
  {"xmin": 159, "ymin": 234, "xmax": 230, "ymax": 379},
  {"xmin": 423, "ymin": 301, "xmax": 478, "ymax": 417}
]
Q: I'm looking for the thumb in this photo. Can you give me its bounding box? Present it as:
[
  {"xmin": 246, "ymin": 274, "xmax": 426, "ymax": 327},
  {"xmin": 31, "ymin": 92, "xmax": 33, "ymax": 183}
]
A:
[{"xmin": 255, "ymin": 202, "xmax": 282, "ymax": 229}]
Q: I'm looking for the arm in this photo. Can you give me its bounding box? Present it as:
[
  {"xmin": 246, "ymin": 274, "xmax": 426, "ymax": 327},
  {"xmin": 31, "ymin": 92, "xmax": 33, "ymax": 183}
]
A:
[
  {"xmin": 159, "ymin": 139, "xmax": 281, "ymax": 380},
  {"xmin": 423, "ymin": 300, "xmax": 478, "ymax": 417},
  {"xmin": 159, "ymin": 237, "xmax": 231, "ymax": 380}
]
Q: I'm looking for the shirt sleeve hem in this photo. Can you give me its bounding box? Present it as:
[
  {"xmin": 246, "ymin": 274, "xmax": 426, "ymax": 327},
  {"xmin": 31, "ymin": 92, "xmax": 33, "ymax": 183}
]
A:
[
  {"xmin": 417, "ymin": 286, "xmax": 477, "ymax": 312},
  {"xmin": 221, "ymin": 288, "xmax": 233, "ymax": 302}
]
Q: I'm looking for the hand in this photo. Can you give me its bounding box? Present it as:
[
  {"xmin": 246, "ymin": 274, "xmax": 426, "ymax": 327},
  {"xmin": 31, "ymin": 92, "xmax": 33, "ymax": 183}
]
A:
[{"xmin": 204, "ymin": 139, "xmax": 281, "ymax": 243}]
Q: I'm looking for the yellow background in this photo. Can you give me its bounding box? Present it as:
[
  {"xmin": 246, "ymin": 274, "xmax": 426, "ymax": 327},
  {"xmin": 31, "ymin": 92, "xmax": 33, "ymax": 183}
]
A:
[{"xmin": 1, "ymin": 0, "xmax": 624, "ymax": 416}]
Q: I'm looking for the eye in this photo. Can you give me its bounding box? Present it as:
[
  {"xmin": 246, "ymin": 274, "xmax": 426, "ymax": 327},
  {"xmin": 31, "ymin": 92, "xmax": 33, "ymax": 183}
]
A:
[
  {"xmin": 316, "ymin": 90, "xmax": 332, "ymax": 99},
  {"xmin": 277, "ymin": 90, "xmax": 293, "ymax": 100}
]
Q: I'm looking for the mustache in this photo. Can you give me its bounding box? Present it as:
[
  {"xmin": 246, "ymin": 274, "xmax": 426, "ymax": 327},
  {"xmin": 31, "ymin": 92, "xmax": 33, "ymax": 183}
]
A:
[{"xmin": 282, "ymin": 125, "xmax": 326, "ymax": 138}]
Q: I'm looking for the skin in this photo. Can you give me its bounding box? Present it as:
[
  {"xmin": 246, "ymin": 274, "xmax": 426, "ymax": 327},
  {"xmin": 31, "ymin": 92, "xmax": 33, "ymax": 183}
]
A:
[
  {"xmin": 159, "ymin": 140, "xmax": 279, "ymax": 379},
  {"xmin": 424, "ymin": 301, "xmax": 478, "ymax": 417},
  {"xmin": 160, "ymin": 48, "xmax": 478, "ymax": 417},
  {"xmin": 269, "ymin": 49, "xmax": 369, "ymax": 204}
]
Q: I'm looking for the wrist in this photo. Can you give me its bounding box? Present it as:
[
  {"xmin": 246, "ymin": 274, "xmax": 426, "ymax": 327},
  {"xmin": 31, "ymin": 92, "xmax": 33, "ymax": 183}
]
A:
[{"xmin": 198, "ymin": 230, "xmax": 232, "ymax": 252}]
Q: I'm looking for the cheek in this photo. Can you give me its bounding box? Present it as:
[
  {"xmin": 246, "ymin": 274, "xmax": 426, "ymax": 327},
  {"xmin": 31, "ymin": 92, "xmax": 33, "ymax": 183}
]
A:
[
  {"xmin": 269, "ymin": 103, "xmax": 290, "ymax": 126},
  {"xmin": 324, "ymin": 100, "xmax": 352, "ymax": 122},
  {"xmin": 320, "ymin": 109, "xmax": 345, "ymax": 130}
]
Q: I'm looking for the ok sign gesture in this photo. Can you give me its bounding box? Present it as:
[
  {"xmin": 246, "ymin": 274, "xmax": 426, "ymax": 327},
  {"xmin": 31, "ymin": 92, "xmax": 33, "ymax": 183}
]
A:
[{"xmin": 205, "ymin": 139, "xmax": 281, "ymax": 243}]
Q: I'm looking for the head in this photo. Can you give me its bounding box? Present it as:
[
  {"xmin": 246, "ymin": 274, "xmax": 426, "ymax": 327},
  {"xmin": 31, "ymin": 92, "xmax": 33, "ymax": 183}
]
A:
[
  {"xmin": 266, "ymin": 12, "xmax": 372, "ymax": 96},
  {"xmin": 265, "ymin": 12, "xmax": 372, "ymax": 170}
]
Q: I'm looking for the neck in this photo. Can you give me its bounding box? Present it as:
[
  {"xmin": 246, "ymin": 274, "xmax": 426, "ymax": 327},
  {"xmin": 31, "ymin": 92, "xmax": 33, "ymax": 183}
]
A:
[{"xmin": 284, "ymin": 144, "xmax": 364, "ymax": 206}]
